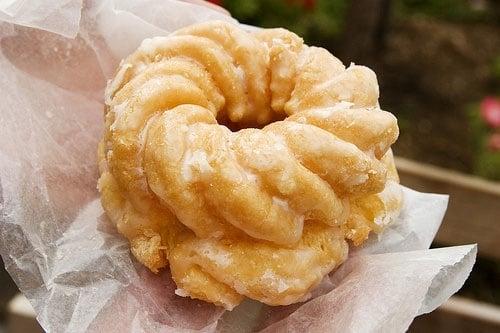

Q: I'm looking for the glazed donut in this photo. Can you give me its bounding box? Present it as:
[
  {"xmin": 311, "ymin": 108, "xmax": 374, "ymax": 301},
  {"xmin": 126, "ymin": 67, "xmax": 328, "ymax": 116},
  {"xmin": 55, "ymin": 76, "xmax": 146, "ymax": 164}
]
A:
[{"xmin": 98, "ymin": 21, "xmax": 402, "ymax": 309}]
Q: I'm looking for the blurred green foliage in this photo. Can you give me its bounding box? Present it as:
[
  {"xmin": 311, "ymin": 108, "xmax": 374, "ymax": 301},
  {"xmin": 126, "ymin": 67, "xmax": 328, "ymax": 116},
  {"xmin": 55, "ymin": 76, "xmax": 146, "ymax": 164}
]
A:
[
  {"xmin": 468, "ymin": 56, "xmax": 500, "ymax": 181},
  {"xmin": 223, "ymin": 0, "xmax": 500, "ymax": 45},
  {"xmin": 224, "ymin": 0, "xmax": 500, "ymax": 36},
  {"xmin": 468, "ymin": 107, "xmax": 500, "ymax": 180},
  {"xmin": 222, "ymin": 0, "xmax": 347, "ymax": 45},
  {"xmin": 493, "ymin": 56, "xmax": 500, "ymax": 79},
  {"xmin": 395, "ymin": 0, "xmax": 497, "ymax": 22}
]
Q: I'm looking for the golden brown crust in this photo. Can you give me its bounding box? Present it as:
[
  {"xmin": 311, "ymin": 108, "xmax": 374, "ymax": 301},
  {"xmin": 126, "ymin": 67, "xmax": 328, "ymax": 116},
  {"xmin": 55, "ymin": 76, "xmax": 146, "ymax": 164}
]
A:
[{"xmin": 98, "ymin": 20, "xmax": 402, "ymax": 309}]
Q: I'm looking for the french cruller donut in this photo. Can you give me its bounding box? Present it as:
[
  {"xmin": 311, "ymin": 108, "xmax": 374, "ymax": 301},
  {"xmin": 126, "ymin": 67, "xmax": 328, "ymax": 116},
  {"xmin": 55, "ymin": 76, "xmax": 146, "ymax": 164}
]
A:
[{"xmin": 98, "ymin": 21, "xmax": 402, "ymax": 310}]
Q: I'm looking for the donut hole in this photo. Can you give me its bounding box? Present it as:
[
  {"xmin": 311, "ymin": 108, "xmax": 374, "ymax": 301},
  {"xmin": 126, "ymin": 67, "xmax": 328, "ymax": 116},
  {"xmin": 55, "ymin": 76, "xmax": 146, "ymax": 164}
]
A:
[{"xmin": 216, "ymin": 111, "xmax": 287, "ymax": 132}]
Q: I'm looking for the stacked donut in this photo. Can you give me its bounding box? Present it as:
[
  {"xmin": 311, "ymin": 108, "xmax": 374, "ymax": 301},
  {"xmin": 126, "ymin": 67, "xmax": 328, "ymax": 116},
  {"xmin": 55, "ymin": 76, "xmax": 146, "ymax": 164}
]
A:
[{"xmin": 98, "ymin": 21, "xmax": 402, "ymax": 310}]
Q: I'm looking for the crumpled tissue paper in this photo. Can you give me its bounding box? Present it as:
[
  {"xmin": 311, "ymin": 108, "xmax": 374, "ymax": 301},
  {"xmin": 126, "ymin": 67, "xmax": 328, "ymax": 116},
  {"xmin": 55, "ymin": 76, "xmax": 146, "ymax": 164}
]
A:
[{"xmin": 0, "ymin": 1, "xmax": 476, "ymax": 332}]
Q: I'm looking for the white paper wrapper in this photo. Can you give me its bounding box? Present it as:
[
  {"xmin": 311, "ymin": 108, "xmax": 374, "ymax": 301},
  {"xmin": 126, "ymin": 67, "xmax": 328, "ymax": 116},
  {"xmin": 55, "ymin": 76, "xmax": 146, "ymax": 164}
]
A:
[
  {"xmin": 0, "ymin": 1, "xmax": 476, "ymax": 332},
  {"xmin": 0, "ymin": 0, "xmax": 83, "ymax": 38}
]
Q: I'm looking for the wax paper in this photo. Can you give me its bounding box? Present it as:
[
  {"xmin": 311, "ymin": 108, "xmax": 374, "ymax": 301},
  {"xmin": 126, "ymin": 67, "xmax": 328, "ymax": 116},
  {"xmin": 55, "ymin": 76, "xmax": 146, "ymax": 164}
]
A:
[
  {"xmin": 0, "ymin": 1, "xmax": 476, "ymax": 332},
  {"xmin": 0, "ymin": 0, "xmax": 83, "ymax": 38}
]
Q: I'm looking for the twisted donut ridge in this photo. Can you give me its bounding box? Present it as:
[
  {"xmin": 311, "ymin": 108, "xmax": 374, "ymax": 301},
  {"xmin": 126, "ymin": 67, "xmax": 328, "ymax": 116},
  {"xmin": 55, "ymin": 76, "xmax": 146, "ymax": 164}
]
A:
[{"xmin": 98, "ymin": 21, "xmax": 403, "ymax": 310}]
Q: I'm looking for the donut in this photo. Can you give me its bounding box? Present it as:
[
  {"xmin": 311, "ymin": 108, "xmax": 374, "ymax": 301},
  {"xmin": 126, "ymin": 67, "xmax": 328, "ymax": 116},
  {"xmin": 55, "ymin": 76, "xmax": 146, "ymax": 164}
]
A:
[{"xmin": 98, "ymin": 21, "xmax": 402, "ymax": 310}]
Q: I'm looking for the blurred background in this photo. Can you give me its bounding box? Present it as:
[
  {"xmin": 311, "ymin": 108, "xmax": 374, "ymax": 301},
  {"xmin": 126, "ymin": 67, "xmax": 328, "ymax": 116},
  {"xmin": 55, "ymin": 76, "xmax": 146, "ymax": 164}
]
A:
[
  {"xmin": 222, "ymin": 0, "xmax": 500, "ymax": 180},
  {"xmin": 218, "ymin": 0, "xmax": 500, "ymax": 332},
  {"xmin": 218, "ymin": 0, "xmax": 500, "ymax": 331},
  {"xmin": 1, "ymin": 0, "xmax": 499, "ymax": 332}
]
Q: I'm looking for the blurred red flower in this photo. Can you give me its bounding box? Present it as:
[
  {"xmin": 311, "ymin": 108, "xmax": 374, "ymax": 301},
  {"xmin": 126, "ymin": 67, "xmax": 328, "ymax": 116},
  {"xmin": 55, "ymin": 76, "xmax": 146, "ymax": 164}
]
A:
[
  {"xmin": 480, "ymin": 97, "xmax": 500, "ymax": 128},
  {"xmin": 303, "ymin": 0, "xmax": 316, "ymax": 10},
  {"xmin": 488, "ymin": 132, "xmax": 500, "ymax": 151},
  {"xmin": 286, "ymin": 0, "xmax": 316, "ymax": 10},
  {"xmin": 205, "ymin": 0, "xmax": 222, "ymax": 5}
]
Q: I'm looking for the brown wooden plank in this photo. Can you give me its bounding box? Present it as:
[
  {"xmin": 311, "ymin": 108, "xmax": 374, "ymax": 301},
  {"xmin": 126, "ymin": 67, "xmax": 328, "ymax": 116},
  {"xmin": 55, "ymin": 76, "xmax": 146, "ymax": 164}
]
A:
[
  {"xmin": 7, "ymin": 294, "xmax": 43, "ymax": 333},
  {"xmin": 395, "ymin": 157, "xmax": 500, "ymax": 260},
  {"xmin": 410, "ymin": 296, "xmax": 500, "ymax": 333}
]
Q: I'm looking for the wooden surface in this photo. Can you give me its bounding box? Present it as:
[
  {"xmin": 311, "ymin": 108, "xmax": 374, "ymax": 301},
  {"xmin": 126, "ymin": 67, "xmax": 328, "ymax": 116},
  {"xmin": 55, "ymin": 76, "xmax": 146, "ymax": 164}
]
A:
[
  {"xmin": 6, "ymin": 294, "xmax": 43, "ymax": 333},
  {"xmin": 410, "ymin": 296, "xmax": 500, "ymax": 333},
  {"xmin": 395, "ymin": 157, "xmax": 500, "ymax": 260}
]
